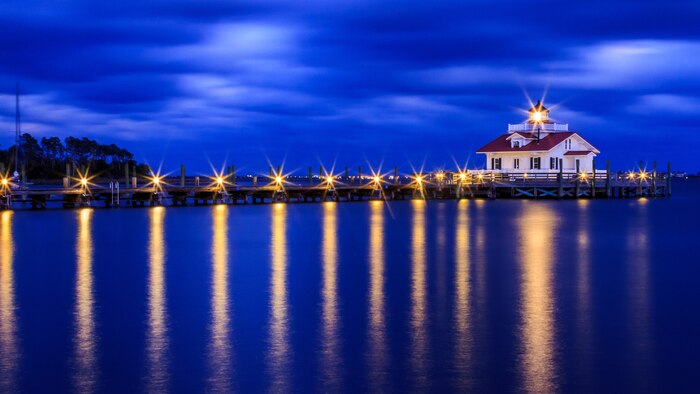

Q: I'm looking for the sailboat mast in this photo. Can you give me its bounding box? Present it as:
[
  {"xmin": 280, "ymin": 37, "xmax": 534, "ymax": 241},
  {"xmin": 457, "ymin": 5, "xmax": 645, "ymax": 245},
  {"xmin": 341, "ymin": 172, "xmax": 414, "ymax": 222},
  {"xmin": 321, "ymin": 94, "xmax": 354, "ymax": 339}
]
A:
[{"xmin": 14, "ymin": 83, "xmax": 20, "ymax": 174}]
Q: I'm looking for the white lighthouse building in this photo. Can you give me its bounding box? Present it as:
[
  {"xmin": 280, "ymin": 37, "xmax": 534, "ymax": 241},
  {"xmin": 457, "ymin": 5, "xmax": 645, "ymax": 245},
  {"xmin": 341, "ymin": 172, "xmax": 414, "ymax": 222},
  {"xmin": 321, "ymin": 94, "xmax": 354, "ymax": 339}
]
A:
[{"xmin": 476, "ymin": 101, "xmax": 600, "ymax": 173}]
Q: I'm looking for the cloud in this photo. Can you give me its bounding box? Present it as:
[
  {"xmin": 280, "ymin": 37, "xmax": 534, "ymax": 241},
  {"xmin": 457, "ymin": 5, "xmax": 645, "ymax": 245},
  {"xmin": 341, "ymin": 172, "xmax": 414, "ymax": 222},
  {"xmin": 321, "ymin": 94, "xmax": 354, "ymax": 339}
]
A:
[{"xmin": 628, "ymin": 94, "xmax": 700, "ymax": 115}]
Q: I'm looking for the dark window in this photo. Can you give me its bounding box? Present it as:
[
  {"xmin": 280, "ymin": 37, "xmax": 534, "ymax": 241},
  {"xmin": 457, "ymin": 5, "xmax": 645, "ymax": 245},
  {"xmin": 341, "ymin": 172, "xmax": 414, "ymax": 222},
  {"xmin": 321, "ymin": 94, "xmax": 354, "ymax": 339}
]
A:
[
  {"xmin": 494, "ymin": 158, "xmax": 502, "ymax": 170},
  {"xmin": 514, "ymin": 158, "xmax": 520, "ymax": 169},
  {"xmin": 530, "ymin": 157, "xmax": 541, "ymax": 170},
  {"xmin": 550, "ymin": 157, "xmax": 555, "ymax": 169}
]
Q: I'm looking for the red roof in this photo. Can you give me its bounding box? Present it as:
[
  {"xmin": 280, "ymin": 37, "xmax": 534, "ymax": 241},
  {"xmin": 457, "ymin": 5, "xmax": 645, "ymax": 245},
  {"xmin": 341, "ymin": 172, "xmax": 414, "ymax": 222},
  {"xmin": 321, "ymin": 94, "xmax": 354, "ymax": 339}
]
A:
[
  {"xmin": 564, "ymin": 150, "xmax": 594, "ymax": 156},
  {"xmin": 476, "ymin": 132, "xmax": 575, "ymax": 153}
]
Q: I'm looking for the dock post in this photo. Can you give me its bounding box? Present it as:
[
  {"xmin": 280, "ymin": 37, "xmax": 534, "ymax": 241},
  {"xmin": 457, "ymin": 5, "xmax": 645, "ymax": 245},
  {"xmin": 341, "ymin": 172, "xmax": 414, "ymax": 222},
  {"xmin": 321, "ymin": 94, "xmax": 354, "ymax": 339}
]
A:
[
  {"xmin": 320, "ymin": 165, "xmax": 324, "ymax": 179},
  {"xmin": 394, "ymin": 166, "xmax": 399, "ymax": 185},
  {"xmin": 21, "ymin": 163, "xmax": 26, "ymax": 186},
  {"xmin": 574, "ymin": 160, "xmax": 580, "ymax": 198},
  {"xmin": 652, "ymin": 162, "xmax": 657, "ymax": 196},
  {"xmin": 180, "ymin": 164, "xmax": 185, "ymax": 187},
  {"xmin": 308, "ymin": 167, "xmax": 313, "ymax": 185},
  {"xmin": 637, "ymin": 161, "xmax": 643, "ymax": 196},
  {"xmin": 606, "ymin": 160, "xmax": 611, "ymax": 198},
  {"xmin": 358, "ymin": 166, "xmax": 362, "ymax": 185},
  {"xmin": 558, "ymin": 165, "xmax": 563, "ymax": 198},
  {"xmin": 591, "ymin": 159, "xmax": 596, "ymax": 198},
  {"xmin": 254, "ymin": 176, "xmax": 258, "ymax": 187},
  {"xmin": 66, "ymin": 163, "xmax": 71, "ymax": 181},
  {"xmin": 666, "ymin": 162, "xmax": 671, "ymax": 197},
  {"xmin": 131, "ymin": 176, "xmax": 137, "ymax": 188},
  {"xmin": 125, "ymin": 165, "xmax": 129, "ymax": 188}
]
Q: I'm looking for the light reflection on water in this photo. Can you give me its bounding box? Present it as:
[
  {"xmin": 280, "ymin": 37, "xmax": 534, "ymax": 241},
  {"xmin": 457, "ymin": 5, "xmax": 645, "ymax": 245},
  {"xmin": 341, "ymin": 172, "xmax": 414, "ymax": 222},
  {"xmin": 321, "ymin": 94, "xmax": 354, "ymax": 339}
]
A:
[
  {"xmin": 575, "ymin": 200, "xmax": 593, "ymax": 383},
  {"xmin": 453, "ymin": 200, "xmax": 472, "ymax": 390},
  {"xmin": 74, "ymin": 209, "xmax": 97, "ymax": 394},
  {"xmin": 628, "ymin": 200, "xmax": 651, "ymax": 390},
  {"xmin": 0, "ymin": 211, "xmax": 17, "ymax": 393},
  {"xmin": 320, "ymin": 202, "xmax": 341, "ymax": 390},
  {"xmin": 1, "ymin": 193, "xmax": 687, "ymax": 392},
  {"xmin": 147, "ymin": 207, "xmax": 169, "ymax": 393},
  {"xmin": 268, "ymin": 204, "xmax": 290, "ymax": 393},
  {"xmin": 209, "ymin": 205, "xmax": 232, "ymax": 392},
  {"xmin": 410, "ymin": 200, "xmax": 430, "ymax": 391},
  {"xmin": 518, "ymin": 203, "xmax": 558, "ymax": 393},
  {"xmin": 367, "ymin": 201, "xmax": 387, "ymax": 391}
]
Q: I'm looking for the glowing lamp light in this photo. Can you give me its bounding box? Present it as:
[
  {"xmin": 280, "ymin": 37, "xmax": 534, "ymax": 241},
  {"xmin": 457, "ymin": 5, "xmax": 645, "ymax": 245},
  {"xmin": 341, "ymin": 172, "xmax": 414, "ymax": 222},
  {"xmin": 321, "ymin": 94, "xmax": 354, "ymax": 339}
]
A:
[
  {"xmin": 477, "ymin": 174, "xmax": 484, "ymax": 180},
  {"xmin": 459, "ymin": 173, "xmax": 467, "ymax": 181},
  {"xmin": 580, "ymin": 172, "xmax": 587, "ymax": 179},
  {"xmin": 640, "ymin": 172, "xmax": 648, "ymax": 180},
  {"xmin": 153, "ymin": 176, "xmax": 160, "ymax": 186},
  {"xmin": 216, "ymin": 176, "xmax": 224, "ymax": 185},
  {"xmin": 532, "ymin": 111, "xmax": 543, "ymax": 122},
  {"xmin": 373, "ymin": 176, "xmax": 381, "ymax": 184},
  {"xmin": 1, "ymin": 178, "xmax": 7, "ymax": 186},
  {"xmin": 326, "ymin": 176, "xmax": 334, "ymax": 184},
  {"xmin": 275, "ymin": 176, "xmax": 283, "ymax": 184},
  {"xmin": 80, "ymin": 178, "xmax": 88, "ymax": 186},
  {"xmin": 416, "ymin": 175, "xmax": 423, "ymax": 184}
]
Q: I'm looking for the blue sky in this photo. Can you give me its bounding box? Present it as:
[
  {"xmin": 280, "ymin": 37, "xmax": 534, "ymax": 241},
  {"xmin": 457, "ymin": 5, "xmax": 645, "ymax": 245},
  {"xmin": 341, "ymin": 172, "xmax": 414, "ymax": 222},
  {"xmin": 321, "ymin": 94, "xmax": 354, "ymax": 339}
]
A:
[{"xmin": 2, "ymin": 0, "xmax": 700, "ymax": 174}]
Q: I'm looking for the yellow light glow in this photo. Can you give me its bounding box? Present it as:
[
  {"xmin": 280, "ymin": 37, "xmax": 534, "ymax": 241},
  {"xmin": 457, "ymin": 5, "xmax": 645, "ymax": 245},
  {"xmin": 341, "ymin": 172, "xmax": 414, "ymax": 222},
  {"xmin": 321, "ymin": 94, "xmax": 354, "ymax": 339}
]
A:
[
  {"xmin": 75, "ymin": 208, "xmax": 96, "ymax": 393},
  {"xmin": 416, "ymin": 176, "xmax": 423, "ymax": 184},
  {"xmin": 436, "ymin": 172, "xmax": 444, "ymax": 180},
  {"xmin": 477, "ymin": 174, "xmax": 484, "ymax": 180},
  {"xmin": 153, "ymin": 176, "xmax": 160, "ymax": 186},
  {"xmin": 326, "ymin": 176, "xmax": 334, "ymax": 184},
  {"xmin": 80, "ymin": 178, "xmax": 88, "ymax": 186},
  {"xmin": 275, "ymin": 176, "xmax": 283, "ymax": 184},
  {"xmin": 147, "ymin": 206, "xmax": 167, "ymax": 394},
  {"xmin": 532, "ymin": 111, "xmax": 542, "ymax": 122},
  {"xmin": 524, "ymin": 173, "xmax": 528, "ymax": 178},
  {"xmin": 209, "ymin": 205, "xmax": 231, "ymax": 392},
  {"xmin": 580, "ymin": 172, "xmax": 587, "ymax": 179},
  {"xmin": 640, "ymin": 172, "xmax": 647, "ymax": 180},
  {"xmin": 1, "ymin": 179, "xmax": 7, "ymax": 186},
  {"xmin": 216, "ymin": 176, "xmax": 224, "ymax": 185},
  {"xmin": 373, "ymin": 176, "xmax": 381, "ymax": 184},
  {"xmin": 459, "ymin": 173, "xmax": 466, "ymax": 181}
]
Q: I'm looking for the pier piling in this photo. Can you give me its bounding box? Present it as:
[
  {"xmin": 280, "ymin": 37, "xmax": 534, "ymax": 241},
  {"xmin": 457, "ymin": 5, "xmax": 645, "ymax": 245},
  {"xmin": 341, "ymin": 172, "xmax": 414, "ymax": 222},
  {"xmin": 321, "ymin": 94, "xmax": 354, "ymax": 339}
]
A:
[
  {"xmin": 180, "ymin": 165, "xmax": 185, "ymax": 187},
  {"xmin": 667, "ymin": 162, "xmax": 672, "ymax": 197},
  {"xmin": 606, "ymin": 160, "xmax": 611, "ymax": 198}
]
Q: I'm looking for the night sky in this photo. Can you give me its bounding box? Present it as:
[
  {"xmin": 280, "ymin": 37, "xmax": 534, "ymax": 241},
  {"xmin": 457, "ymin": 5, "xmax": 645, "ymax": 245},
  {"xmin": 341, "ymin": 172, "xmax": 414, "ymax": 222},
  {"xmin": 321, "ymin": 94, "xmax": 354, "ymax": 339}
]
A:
[{"xmin": 2, "ymin": 0, "xmax": 699, "ymax": 174}]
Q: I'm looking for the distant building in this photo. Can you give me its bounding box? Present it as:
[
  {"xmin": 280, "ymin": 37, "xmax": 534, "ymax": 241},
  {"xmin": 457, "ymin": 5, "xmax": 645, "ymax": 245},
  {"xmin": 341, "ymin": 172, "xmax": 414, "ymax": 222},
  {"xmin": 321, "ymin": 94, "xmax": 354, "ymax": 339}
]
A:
[{"xmin": 476, "ymin": 101, "xmax": 600, "ymax": 173}]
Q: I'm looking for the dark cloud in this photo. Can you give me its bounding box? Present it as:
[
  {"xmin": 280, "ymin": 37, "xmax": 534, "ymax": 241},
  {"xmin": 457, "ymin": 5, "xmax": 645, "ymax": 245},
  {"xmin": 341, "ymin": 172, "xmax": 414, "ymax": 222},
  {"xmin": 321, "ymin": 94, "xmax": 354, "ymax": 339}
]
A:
[{"xmin": 1, "ymin": 0, "xmax": 700, "ymax": 172}]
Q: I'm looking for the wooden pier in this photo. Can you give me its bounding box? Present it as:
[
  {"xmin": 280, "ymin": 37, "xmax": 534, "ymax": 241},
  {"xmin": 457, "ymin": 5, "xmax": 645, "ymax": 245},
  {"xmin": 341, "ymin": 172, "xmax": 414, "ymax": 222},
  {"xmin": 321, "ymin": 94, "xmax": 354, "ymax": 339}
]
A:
[{"xmin": 0, "ymin": 161, "xmax": 671, "ymax": 210}]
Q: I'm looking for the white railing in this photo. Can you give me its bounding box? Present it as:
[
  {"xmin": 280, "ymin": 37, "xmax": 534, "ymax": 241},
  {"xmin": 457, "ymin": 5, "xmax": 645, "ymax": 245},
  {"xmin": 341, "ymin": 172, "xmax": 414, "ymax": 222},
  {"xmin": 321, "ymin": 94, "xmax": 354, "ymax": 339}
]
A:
[{"xmin": 508, "ymin": 123, "xmax": 569, "ymax": 132}]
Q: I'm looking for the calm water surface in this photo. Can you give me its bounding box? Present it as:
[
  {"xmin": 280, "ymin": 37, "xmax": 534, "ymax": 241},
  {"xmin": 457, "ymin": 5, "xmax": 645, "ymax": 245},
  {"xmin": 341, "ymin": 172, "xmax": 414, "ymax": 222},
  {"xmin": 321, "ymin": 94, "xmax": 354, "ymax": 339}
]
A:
[{"xmin": 1, "ymin": 181, "xmax": 699, "ymax": 393}]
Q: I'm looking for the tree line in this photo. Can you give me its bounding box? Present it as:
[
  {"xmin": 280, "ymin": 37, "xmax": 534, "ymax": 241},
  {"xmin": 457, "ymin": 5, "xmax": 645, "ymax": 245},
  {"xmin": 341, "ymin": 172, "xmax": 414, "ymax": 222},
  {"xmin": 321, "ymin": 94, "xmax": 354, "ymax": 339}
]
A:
[{"xmin": 0, "ymin": 133, "xmax": 149, "ymax": 179}]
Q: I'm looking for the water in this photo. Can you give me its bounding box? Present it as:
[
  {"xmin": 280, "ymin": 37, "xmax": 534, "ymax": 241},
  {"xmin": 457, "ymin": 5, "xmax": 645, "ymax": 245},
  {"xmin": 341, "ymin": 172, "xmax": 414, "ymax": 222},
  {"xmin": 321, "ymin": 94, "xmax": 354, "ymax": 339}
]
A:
[{"xmin": 1, "ymin": 181, "xmax": 699, "ymax": 393}]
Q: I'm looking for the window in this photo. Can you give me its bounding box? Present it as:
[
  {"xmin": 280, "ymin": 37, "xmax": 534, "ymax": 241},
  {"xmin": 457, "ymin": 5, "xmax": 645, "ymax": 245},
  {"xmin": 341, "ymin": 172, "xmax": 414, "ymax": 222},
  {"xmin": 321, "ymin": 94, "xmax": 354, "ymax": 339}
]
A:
[
  {"xmin": 494, "ymin": 158, "xmax": 502, "ymax": 170},
  {"xmin": 514, "ymin": 158, "xmax": 520, "ymax": 169},
  {"xmin": 513, "ymin": 140, "xmax": 521, "ymax": 148},
  {"xmin": 550, "ymin": 157, "xmax": 555, "ymax": 169},
  {"xmin": 529, "ymin": 157, "xmax": 540, "ymax": 169},
  {"xmin": 565, "ymin": 139, "xmax": 573, "ymax": 149},
  {"xmin": 575, "ymin": 159, "xmax": 580, "ymax": 171}
]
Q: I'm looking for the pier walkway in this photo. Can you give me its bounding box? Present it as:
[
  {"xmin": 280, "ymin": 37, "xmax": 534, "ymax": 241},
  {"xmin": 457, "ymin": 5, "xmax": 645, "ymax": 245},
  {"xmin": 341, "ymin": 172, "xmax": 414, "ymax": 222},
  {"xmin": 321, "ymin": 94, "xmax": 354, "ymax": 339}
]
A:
[{"xmin": 0, "ymin": 167, "xmax": 671, "ymax": 210}]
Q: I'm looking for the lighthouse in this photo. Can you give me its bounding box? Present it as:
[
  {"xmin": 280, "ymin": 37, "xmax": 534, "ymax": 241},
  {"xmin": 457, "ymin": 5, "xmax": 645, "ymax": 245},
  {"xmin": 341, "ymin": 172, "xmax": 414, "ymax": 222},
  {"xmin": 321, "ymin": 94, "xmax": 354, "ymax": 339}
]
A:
[{"xmin": 476, "ymin": 101, "xmax": 600, "ymax": 173}]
